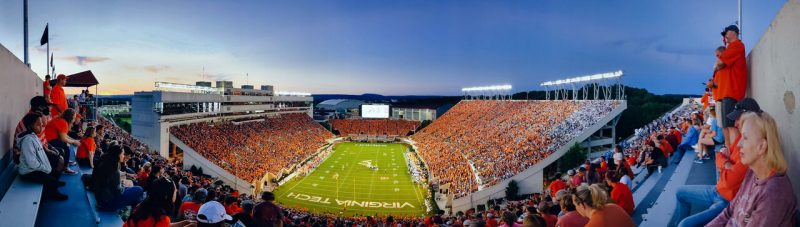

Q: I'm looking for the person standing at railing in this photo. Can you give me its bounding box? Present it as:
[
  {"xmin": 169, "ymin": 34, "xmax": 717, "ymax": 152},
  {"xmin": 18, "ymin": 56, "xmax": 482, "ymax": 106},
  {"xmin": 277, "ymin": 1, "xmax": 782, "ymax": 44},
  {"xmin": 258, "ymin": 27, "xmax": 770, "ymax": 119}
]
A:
[
  {"xmin": 49, "ymin": 74, "xmax": 68, "ymax": 117},
  {"xmin": 715, "ymin": 25, "xmax": 747, "ymax": 149}
]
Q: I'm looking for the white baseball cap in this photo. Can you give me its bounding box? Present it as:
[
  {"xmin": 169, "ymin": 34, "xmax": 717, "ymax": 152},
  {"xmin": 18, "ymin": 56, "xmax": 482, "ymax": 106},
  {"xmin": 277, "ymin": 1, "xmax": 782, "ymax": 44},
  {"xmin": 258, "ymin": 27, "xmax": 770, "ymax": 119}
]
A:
[{"xmin": 197, "ymin": 201, "xmax": 233, "ymax": 224}]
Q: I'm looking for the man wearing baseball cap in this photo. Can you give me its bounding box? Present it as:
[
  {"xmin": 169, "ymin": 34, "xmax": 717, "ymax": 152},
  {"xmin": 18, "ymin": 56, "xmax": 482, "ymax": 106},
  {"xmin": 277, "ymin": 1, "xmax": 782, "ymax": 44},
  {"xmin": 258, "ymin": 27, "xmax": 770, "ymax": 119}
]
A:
[
  {"xmin": 13, "ymin": 96, "xmax": 62, "ymax": 171},
  {"xmin": 196, "ymin": 201, "xmax": 233, "ymax": 227},
  {"xmin": 50, "ymin": 74, "xmax": 69, "ymax": 117},
  {"xmin": 714, "ymin": 25, "xmax": 748, "ymax": 148},
  {"xmin": 672, "ymin": 98, "xmax": 758, "ymax": 227}
]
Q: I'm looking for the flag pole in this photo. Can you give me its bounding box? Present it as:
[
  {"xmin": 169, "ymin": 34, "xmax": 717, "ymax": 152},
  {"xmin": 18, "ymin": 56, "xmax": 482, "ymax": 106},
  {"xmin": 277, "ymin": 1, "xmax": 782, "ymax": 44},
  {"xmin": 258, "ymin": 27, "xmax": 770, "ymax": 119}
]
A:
[
  {"xmin": 47, "ymin": 41, "xmax": 50, "ymax": 75},
  {"xmin": 23, "ymin": 0, "xmax": 30, "ymax": 67},
  {"xmin": 738, "ymin": 0, "xmax": 742, "ymax": 39},
  {"xmin": 46, "ymin": 23, "xmax": 50, "ymax": 76}
]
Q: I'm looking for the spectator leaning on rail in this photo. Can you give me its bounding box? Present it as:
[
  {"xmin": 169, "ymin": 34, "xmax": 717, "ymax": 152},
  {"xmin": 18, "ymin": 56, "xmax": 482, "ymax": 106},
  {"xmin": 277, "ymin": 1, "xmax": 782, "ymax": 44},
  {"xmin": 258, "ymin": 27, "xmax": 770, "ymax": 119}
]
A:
[
  {"xmin": 671, "ymin": 98, "xmax": 757, "ymax": 227},
  {"xmin": 707, "ymin": 111, "xmax": 798, "ymax": 226},
  {"xmin": 715, "ymin": 25, "xmax": 748, "ymax": 149}
]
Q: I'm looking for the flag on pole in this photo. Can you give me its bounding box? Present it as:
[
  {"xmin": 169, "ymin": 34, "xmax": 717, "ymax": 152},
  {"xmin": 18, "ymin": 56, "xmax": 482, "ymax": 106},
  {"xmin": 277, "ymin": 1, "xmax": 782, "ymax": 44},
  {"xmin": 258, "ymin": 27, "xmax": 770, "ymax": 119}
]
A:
[
  {"xmin": 50, "ymin": 53, "xmax": 53, "ymax": 67},
  {"xmin": 40, "ymin": 24, "xmax": 48, "ymax": 45}
]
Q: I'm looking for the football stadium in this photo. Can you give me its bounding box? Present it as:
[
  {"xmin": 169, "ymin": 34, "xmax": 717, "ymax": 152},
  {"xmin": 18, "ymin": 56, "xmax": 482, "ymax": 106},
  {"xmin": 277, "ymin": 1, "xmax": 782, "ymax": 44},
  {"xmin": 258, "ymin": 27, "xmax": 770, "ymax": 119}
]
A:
[{"xmin": 1, "ymin": 1, "xmax": 800, "ymax": 227}]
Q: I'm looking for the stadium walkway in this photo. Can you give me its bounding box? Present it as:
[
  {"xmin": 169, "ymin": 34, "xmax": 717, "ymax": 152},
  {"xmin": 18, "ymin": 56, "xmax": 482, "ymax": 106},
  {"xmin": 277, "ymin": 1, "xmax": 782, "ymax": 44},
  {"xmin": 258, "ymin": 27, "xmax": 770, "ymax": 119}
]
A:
[
  {"xmin": 35, "ymin": 158, "xmax": 96, "ymax": 226},
  {"xmin": 633, "ymin": 149, "xmax": 717, "ymax": 227}
]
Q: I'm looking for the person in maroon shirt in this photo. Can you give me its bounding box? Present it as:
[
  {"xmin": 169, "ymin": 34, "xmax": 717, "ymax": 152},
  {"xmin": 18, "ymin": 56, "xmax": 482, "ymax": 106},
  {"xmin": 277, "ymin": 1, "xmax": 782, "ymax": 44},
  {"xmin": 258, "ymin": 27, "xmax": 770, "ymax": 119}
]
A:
[
  {"xmin": 556, "ymin": 191, "xmax": 588, "ymax": 227},
  {"xmin": 254, "ymin": 191, "xmax": 283, "ymax": 227},
  {"xmin": 707, "ymin": 112, "xmax": 797, "ymax": 226}
]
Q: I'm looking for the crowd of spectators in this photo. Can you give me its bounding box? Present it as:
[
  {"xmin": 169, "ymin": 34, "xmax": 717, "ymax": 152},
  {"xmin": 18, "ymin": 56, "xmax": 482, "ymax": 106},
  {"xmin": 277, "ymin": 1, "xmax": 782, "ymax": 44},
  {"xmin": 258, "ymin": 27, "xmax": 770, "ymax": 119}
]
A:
[
  {"xmin": 171, "ymin": 113, "xmax": 334, "ymax": 182},
  {"xmin": 412, "ymin": 100, "xmax": 619, "ymax": 198},
  {"xmin": 331, "ymin": 119, "xmax": 420, "ymax": 136}
]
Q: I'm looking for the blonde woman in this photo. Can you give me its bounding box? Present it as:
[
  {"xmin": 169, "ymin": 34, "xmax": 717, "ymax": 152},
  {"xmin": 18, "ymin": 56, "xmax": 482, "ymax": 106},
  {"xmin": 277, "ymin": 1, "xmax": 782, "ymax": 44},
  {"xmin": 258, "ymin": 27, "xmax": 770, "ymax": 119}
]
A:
[
  {"xmin": 708, "ymin": 111, "xmax": 797, "ymax": 226},
  {"xmin": 571, "ymin": 184, "xmax": 634, "ymax": 227}
]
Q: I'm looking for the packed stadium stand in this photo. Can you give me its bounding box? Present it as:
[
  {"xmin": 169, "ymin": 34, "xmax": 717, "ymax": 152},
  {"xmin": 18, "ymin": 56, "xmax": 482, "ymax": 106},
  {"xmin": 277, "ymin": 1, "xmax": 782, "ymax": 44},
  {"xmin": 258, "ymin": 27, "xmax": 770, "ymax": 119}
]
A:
[
  {"xmin": 330, "ymin": 118, "xmax": 420, "ymax": 136},
  {"xmin": 171, "ymin": 113, "xmax": 333, "ymax": 182},
  {"xmin": 412, "ymin": 100, "xmax": 621, "ymax": 199}
]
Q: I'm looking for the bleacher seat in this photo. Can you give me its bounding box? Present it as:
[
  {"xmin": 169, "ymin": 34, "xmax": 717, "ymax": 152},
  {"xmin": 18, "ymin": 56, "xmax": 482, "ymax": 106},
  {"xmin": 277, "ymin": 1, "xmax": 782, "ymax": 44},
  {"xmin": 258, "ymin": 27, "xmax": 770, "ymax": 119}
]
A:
[
  {"xmin": 80, "ymin": 167, "xmax": 124, "ymax": 227},
  {"xmin": 0, "ymin": 153, "xmax": 43, "ymax": 227}
]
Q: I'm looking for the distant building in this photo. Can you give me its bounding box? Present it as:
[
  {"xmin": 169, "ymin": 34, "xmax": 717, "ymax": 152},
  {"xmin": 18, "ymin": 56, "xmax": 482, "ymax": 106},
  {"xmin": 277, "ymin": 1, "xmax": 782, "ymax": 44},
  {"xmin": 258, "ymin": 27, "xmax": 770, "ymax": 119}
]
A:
[
  {"xmin": 216, "ymin": 81, "xmax": 233, "ymax": 88},
  {"xmin": 316, "ymin": 99, "xmax": 365, "ymax": 114},
  {"xmin": 391, "ymin": 104, "xmax": 440, "ymax": 121},
  {"xmin": 195, "ymin": 81, "xmax": 212, "ymax": 87},
  {"xmin": 261, "ymin": 85, "xmax": 274, "ymax": 91}
]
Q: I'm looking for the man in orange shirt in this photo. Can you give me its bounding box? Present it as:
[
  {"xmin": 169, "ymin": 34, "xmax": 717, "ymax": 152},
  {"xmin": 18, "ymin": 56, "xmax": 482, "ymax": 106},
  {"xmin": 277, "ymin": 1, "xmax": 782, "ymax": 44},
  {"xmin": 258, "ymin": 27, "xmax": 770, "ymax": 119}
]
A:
[
  {"xmin": 606, "ymin": 172, "xmax": 634, "ymax": 216},
  {"xmin": 43, "ymin": 75, "xmax": 52, "ymax": 101},
  {"xmin": 671, "ymin": 98, "xmax": 757, "ymax": 227},
  {"xmin": 548, "ymin": 175, "xmax": 566, "ymax": 198},
  {"xmin": 49, "ymin": 74, "xmax": 68, "ymax": 117},
  {"xmin": 700, "ymin": 88, "xmax": 710, "ymax": 112},
  {"xmin": 655, "ymin": 135, "xmax": 673, "ymax": 163},
  {"xmin": 715, "ymin": 25, "xmax": 747, "ymax": 148}
]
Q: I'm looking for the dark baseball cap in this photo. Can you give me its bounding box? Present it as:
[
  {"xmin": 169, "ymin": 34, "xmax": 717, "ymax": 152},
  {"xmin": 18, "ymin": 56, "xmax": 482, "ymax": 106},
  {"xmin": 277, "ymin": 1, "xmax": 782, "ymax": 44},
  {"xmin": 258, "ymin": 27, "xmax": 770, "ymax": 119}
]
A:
[
  {"xmin": 727, "ymin": 98, "xmax": 761, "ymax": 121},
  {"xmin": 721, "ymin": 25, "xmax": 740, "ymax": 36},
  {"xmin": 30, "ymin": 96, "xmax": 53, "ymax": 107}
]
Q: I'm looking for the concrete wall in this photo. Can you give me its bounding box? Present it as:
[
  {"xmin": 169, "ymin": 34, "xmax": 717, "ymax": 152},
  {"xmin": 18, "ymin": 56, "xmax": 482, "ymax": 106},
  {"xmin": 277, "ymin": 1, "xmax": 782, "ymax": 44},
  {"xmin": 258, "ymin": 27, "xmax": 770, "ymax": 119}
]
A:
[
  {"xmin": 746, "ymin": 0, "xmax": 800, "ymax": 206},
  {"xmin": 449, "ymin": 101, "xmax": 627, "ymax": 212},
  {"xmin": 131, "ymin": 92, "xmax": 163, "ymax": 156},
  {"xmin": 0, "ymin": 44, "xmax": 42, "ymax": 159}
]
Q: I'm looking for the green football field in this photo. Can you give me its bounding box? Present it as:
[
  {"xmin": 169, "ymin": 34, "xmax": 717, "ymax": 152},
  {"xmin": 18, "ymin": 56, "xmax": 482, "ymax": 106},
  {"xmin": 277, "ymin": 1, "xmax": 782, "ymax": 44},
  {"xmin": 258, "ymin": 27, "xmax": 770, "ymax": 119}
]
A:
[{"xmin": 273, "ymin": 142, "xmax": 427, "ymax": 217}]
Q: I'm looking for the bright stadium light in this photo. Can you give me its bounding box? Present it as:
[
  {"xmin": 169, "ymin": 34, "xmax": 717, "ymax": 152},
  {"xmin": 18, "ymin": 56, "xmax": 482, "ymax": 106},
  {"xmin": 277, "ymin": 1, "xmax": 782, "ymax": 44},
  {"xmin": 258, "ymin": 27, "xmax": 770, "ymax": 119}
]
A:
[
  {"xmin": 155, "ymin": 82, "xmax": 221, "ymax": 93},
  {"xmin": 276, "ymin": 91, "xmax": 312, "ymax": 96},
  {"xmin": 461, "ymin": 84, "xmax": 512, "ymax": 92},
  {"xmin": 539, "ymin": 70, "xmax": 623, "ymax": 86}
]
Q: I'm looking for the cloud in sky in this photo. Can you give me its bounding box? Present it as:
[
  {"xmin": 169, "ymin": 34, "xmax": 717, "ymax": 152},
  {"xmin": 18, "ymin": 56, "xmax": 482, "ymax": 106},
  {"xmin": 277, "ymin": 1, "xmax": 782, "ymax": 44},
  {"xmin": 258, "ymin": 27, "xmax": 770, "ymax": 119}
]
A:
[
  {"xmin": 60, "ymin": 55, "xmax": 110, "ymax": 66},
  {"xmin": 143, "ymin": 65, "xmax": 170, "ymax": 73},
  {"xmin": 0, "ymin": 0, "xmax": 788, "ymax": 95}
]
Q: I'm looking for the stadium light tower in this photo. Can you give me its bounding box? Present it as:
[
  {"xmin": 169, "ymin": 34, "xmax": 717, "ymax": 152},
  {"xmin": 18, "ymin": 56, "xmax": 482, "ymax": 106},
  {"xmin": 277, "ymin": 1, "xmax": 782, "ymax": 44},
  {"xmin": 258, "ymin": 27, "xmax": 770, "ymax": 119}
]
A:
[
  {"xmin": 461, "ymin": 84, "xmax": 513, "ymax": 100},
  {"xmin": 539, "ymin": 70, "xmax": 625, "ymax": 101}
]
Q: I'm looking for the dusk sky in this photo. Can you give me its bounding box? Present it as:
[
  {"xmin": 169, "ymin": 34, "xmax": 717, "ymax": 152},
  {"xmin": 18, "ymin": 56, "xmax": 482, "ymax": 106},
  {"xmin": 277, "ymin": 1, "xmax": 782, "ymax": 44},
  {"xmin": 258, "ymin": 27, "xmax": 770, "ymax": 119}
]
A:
[{"xmin": 0, "ymin": 0, "xmax": 787, "ymax": 96}]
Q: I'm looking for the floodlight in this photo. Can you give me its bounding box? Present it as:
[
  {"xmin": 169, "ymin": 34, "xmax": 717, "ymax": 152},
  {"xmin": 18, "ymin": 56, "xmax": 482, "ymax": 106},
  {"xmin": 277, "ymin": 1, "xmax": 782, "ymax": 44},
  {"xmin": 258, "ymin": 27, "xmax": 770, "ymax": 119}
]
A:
[{"xmin": 539, "ymin": 70, "xmax": 623, "ymax": 86}]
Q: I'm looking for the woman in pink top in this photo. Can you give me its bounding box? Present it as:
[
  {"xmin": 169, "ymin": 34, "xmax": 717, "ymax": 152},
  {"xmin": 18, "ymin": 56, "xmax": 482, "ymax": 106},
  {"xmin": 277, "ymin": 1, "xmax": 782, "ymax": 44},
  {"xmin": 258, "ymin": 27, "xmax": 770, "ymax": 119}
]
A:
[{"xmin": 707, "ymin": 112, "xmax": 797, "ymax": 226}]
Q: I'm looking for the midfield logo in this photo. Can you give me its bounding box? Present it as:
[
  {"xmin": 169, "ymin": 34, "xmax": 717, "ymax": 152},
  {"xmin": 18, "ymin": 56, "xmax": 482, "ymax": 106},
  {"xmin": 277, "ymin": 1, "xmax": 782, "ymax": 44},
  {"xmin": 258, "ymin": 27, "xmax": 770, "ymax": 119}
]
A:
[{"xmin": 286, "ymin": 192, "xmax": 415, "ymax": 209}]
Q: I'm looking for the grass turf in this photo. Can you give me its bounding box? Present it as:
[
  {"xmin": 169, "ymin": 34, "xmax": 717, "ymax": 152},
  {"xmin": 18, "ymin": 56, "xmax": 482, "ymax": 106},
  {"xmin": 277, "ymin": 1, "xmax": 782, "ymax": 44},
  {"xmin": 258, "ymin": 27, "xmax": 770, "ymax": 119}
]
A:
[{"xmin": 274, "ymin": 142, "xmax": 427, "ymax": 217}]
